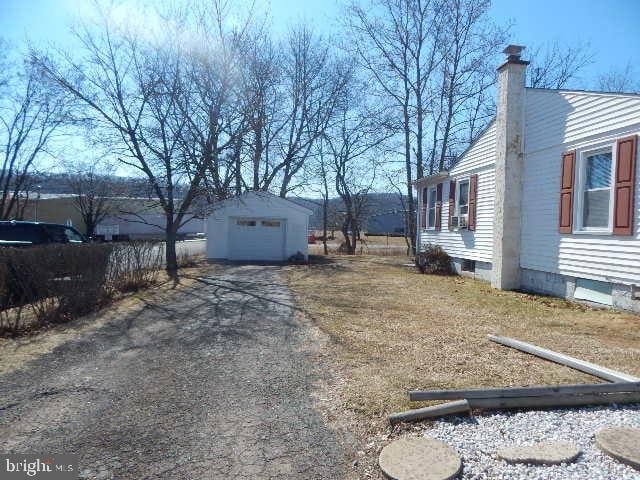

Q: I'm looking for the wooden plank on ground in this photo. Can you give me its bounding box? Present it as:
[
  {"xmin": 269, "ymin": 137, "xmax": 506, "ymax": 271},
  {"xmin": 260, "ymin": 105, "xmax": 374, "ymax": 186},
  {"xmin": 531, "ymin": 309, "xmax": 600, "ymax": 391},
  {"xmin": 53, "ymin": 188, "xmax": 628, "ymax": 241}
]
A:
[
  {"xmin": 388, "ymin": 400, "xmax": 469, "ymax": 425},
  {"xmin": 409, "ymin": 381, "xmax": 640, "ymax": 401},
  {"xmin": 488, "ymin": 335, "xmax": 640, "ymax": 383},
  {"xmin": 467, "ymin": 391, "xmax": 640, "ymax": 410}
]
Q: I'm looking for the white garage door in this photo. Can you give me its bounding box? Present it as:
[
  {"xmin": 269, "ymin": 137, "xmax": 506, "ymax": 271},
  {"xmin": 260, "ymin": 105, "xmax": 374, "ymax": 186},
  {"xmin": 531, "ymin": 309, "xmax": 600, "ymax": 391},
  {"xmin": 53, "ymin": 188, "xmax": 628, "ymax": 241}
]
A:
[{"xmin": 228, "ymin": 218, "xmax": 286, "ymax": 261}]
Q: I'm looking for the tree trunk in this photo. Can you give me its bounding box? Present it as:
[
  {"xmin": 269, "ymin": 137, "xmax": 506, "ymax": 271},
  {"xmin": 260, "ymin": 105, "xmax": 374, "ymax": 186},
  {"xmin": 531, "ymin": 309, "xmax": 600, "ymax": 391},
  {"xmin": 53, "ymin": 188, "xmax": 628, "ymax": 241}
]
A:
[
  {"xmin": 253, "ymin": 126, "xmax": 262, "ymax": 190},
  {"xmin": 416, "ymin": 84, "xmax": 424, "ymax": 180},
  {"xmin": 85, "ymin": 219, "xmax": 96, "ymax": 237},
  {"xmin": 341, "ymin": 217, "xmax": 354, "ymax": 255},
  {"xmin": 350, "ymin": 220, "xmax": 358, "ymax": 254},
  {"xmin": 235, "ymin": 136, "xmax": 243, "ymax": 196},
  {"xmin": 403, "ymin": 103, "xmax": 416, "ymax": 255},
  {"xmin": 322, "ymin": 197, "xmax": 328, "ymax": 255},
  {"xmin": 165, "ymin": 223, "xmax": 178, "ymax": 277}
]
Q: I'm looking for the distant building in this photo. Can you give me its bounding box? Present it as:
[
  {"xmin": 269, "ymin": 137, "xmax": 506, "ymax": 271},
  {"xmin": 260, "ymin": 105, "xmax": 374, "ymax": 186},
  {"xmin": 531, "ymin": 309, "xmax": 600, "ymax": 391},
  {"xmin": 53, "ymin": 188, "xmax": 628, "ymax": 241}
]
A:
[
  {"xmin": 366, "ymin": 210, "xmax": 406, "ymax": 236},
  {"xmin": 15, "ymin": 194, "xmax": 204, "ymax": 239}
]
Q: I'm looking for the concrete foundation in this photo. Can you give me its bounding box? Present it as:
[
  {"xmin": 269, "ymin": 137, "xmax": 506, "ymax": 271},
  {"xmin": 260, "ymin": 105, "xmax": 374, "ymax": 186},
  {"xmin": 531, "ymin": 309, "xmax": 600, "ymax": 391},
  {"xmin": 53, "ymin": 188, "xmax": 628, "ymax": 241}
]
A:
[
  {"xmin": 451, "ymin": 257, "xmax": 492, "ymax": 282},
  {"xmin": 520, "ymin": 268, "xmax": 575, "ymax": 299},
  {"xmin": 520, "ymin": 267, "xmax": 640, "ymax": 313},
  {"xmin": 448, "ymin": 262, "xmax": 640, "ymax": 313},
  {"xmin": 612, "ymin": 283, "xmax": 640, "ymax": 313}
]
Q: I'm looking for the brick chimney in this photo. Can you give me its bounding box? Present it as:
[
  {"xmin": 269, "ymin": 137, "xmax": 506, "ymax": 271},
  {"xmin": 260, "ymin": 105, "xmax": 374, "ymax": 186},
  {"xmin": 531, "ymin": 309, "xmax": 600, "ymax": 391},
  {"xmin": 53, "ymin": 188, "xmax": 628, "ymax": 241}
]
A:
[{"xmin": 492, "ymin": 45, "xmax": 529, "ymax": 290}]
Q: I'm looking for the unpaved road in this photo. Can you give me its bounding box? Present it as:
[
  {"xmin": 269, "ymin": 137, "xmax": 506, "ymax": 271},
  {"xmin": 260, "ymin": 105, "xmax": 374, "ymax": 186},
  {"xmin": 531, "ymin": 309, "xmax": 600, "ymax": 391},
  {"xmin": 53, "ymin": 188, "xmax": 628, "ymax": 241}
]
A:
[{"xmin": 0, "ymin": 265, "xmax": 348, "ymax": 479}]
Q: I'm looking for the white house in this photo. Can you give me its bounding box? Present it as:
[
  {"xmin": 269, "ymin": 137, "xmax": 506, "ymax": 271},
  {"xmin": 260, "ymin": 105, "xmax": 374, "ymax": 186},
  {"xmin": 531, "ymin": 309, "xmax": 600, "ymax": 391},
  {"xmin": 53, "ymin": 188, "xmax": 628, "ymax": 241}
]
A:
[
  {"xmin": 415, "ymin": 45, "xmax": 640, "ymax": 312},
  {"xmin": 206, "ymin": 191, "xmax": 312, "ymax": 262}
]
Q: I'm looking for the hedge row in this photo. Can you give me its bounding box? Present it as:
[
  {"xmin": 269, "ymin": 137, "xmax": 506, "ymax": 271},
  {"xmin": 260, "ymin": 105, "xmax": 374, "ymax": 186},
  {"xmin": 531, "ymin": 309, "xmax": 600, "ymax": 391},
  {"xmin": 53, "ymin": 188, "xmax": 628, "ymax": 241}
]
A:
[{"xmin": 0, "ymin": 241, "xmax": 163, "ymax": 336}]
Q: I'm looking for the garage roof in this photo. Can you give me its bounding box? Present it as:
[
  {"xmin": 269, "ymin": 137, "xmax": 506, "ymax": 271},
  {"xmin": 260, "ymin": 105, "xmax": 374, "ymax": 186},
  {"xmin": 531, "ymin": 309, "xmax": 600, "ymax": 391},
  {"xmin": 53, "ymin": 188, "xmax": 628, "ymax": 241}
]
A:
[{"xmin": 217, "ymin": 191, "xmax": 313, "ymax": 216}]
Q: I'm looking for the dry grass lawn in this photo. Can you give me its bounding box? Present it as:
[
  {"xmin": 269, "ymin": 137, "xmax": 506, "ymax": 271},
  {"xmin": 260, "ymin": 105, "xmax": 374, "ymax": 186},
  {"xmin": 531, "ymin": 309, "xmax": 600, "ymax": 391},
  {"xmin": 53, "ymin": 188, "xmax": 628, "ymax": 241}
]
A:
[
  {"xmin": 287, "ymin": 255, "xmax": 640, "ymax": 419},
  {"xmin": 309, "ymin": 233, "xmax": 409, "ymax": 257}
]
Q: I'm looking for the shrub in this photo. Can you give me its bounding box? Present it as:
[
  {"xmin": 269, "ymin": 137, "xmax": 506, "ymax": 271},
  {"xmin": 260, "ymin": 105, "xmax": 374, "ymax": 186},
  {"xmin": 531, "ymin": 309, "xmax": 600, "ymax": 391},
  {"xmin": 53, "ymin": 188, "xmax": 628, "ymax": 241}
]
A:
[
  {"xmin": 0, "ymin": 241, "xmax": 165, "ymax": 336},
  {"xmin": 0, "ymin": 244, "xmax": 113, "ymax": 334},
  {"xmin": 106, "ymin": 241, "xmax": 163, "ymax": 293},
  {"xmin": 177, "ymin": 250, "xmax": 203, "ymax": 269},
  {"xmin": 415, "ymin": 244, "xmax": 453, "ymax": 275},
  {"xmin": 287, "ymin": 251, "xmax": 307, "ymax": 264}
]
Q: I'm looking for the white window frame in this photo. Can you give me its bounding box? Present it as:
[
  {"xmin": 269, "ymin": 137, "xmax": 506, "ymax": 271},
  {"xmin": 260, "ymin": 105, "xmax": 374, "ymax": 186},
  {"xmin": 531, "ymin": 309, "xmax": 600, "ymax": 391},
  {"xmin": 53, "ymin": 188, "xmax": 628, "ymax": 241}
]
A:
[
  {"xmin": 455, "ymin": 177, "xmax": 470, "ymax": 217},
  {"xmin": 573, "ymin": 142, "xmax": 616, "ymax": 235},
  {"xmin": 425, "ymin": 185, "xmax": 438, "ymax": 230}
]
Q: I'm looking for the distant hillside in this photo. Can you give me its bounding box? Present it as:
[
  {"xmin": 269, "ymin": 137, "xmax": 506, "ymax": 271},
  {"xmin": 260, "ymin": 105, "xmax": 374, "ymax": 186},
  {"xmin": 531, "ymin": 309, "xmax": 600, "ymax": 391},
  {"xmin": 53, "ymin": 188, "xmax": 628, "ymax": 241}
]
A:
[
  {"xmin": 14, "ymin": 173, "xmax": 412, "ymax": 229},
  {"xmin": 9, "ymin": 172, "xmax": 183, "ymax": 198}
]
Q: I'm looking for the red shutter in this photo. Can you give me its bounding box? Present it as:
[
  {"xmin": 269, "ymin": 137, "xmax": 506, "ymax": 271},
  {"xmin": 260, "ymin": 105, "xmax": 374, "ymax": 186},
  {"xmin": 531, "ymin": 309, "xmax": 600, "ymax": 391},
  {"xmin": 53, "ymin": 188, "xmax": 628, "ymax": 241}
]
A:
[
  {"xmin": 468, "ymin": 174, "xmax": 478, "ymax": 231},
  {"xmin": 435, "ymin": 183, "xmax": 443, "ymax": 230},
  {"xmin": 421, "ymin": 187, "xmax": 428, "ymax": 230},
  {"xmin": 613, "ymin": 135, "xmax": 637, "ymax": 235},
  {"xmin": 448, "ymin": 180, "xmax": 456, "ymax": 231},
  {"xmin": 558, "ymin": 150, "xmax": 576, "ymax": 234}
]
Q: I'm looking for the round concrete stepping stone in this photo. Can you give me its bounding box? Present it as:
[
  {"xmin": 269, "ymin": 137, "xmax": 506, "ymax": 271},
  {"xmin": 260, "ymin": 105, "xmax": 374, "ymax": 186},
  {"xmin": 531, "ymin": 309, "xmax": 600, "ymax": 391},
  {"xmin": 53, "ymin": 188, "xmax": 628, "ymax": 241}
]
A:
[
  {"xmin": 497, "ymin": 442, "xmax": 581, "ymax": 465},
  {"xmin": 378, "ymin": 437, "xmax": 462, "ymax": 480},
  {"xmin": 596, "ymin": 427, "xmax": 640, "ymax": 470}
]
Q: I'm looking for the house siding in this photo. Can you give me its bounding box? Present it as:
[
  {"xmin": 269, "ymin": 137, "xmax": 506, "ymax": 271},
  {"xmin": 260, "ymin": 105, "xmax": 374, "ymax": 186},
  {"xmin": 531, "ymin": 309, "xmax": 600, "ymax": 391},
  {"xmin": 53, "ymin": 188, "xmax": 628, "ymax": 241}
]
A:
[
  {"xmin": 520, "ymin": 89, "xmax": 640, "ymax": 286},
  {"xmin": 450, "ymin": 121, "xmax": 496, "ymax": 174},
  {"xmin": 419, "ymin": 122, "xmax": 497, "ymax": 263}
]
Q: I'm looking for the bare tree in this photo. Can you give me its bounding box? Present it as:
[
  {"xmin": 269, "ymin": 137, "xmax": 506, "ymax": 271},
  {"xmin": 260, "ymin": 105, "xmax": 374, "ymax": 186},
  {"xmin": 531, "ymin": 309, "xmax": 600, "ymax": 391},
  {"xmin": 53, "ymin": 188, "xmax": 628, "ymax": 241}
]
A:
[
  {"xmin": 241, "ymin": 28, "xmax": 285, "ymax": 191},
  {"xmin": 307, "ymin": 139, "xmax": 334, "ymax": 255},
  {"xmin": 65, "ymin": 162, "xmax": 120, "ymax": 236},
  {"xmin": 385, "ymin": 169, "xmax": 413, "ymax": 254},
  {"xmin": 597, "ymin": 63, "xmax": 638, "ymax": 93},
  {"xmin": 346, "ymin": 0, "xmax": 448, "ymax": 254},
  {"xmin": 178, "ymin": 1, "xmax": 251, "ymax": 203},
  {"xmin": 264, "ymin": 26, "xmax": 348, "ymax": 198},
  {"xmin": 324, "ymin": 79, "xmax": 390, "ymax": 254},
  {"xmin": 527, "ymin": 41, "xmax": 593, "ymax": 89},
  {"xmin": 0, "ymin": 49, "xmax": 66, "ymax": 219},
  {"xmin": 33, "ymin": 7, "xmax": 207, "ymax": 276},
  {"xmin": 428, "ymin": 0, "xmax": 506, "ymax": 174}
]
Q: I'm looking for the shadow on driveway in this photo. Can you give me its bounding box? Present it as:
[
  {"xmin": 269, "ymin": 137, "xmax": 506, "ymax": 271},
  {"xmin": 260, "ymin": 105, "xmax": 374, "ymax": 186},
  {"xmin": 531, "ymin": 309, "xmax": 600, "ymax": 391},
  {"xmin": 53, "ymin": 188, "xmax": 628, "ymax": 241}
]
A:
[{"xmin": 0, "ymin": 265, "xmax": 348, "ymax": 479}]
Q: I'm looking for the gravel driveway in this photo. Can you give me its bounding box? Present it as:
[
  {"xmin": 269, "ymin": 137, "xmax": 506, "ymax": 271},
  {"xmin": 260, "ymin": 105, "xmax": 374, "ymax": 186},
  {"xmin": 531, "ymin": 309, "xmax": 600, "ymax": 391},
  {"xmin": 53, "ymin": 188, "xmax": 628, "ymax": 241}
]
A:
[{"xmin": 0, "ymin": 265, "xmax": 348, "ymax": 479}]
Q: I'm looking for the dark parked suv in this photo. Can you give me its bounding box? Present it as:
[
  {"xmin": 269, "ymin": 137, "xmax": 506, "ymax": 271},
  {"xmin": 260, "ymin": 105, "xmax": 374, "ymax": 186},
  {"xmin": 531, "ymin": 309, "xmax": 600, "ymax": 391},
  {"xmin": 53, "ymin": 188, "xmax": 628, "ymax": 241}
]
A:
[{"xmin": 0, "ymin": 221, "xmax": 87, "ymax": 247}]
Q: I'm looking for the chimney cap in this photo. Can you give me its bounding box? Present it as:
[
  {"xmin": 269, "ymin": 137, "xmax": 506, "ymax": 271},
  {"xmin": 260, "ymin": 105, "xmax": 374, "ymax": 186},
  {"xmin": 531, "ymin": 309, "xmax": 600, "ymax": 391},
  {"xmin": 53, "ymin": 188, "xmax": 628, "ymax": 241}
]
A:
[
  {"xmin": 503, "ymin": 44, "xmax": 526, "ymax": 57},
  {"xmin": 498, "ymin": 44, "xmax": 529, "ymax": 70}
]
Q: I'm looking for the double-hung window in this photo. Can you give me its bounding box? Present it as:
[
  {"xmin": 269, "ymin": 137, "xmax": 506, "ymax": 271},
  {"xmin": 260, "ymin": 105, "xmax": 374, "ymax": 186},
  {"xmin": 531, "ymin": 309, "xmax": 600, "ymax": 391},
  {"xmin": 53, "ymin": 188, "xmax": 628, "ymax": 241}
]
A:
[
  {"xmin": 426, "ymin": 186, "xmax": 437, "ymax": 229},
  {"xmin": 576, "ymin": 146, "xmax": 614, "ymax": 233},
  {"xmin": 456, "ymin": 179, "xmax": 470, "ymax": 216}
]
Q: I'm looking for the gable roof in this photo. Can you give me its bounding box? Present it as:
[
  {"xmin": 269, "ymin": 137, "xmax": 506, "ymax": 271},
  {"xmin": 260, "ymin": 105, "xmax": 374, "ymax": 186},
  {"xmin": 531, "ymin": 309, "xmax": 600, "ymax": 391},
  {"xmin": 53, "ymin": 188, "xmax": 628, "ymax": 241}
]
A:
[
  {"xmin": 414, "ymin": 171, "xmax": 449, "ymax": 187},
  {"xmin": 525, "ymin": 87, "xmax": 640, "ymax": 99},
  {"xmin": 218, "ymin": 191, "xmax": 314, "ymax": 215}
]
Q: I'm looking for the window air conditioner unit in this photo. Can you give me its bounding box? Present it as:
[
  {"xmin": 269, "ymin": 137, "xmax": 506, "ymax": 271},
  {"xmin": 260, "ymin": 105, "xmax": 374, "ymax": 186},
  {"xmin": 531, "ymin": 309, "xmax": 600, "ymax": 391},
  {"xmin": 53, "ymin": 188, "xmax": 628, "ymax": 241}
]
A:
[{"xmin": 451, "ymin": 215, "xmax": 468, "ymax": 229}]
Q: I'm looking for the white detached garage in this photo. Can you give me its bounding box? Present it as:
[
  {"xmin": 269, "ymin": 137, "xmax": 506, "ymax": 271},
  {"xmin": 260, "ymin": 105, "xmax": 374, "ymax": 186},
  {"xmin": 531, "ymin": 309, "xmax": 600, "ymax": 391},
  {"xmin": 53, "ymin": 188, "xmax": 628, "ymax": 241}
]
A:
[{"xmin": 206, "ymin": 191, "xmax": 312, "ymax": 262}]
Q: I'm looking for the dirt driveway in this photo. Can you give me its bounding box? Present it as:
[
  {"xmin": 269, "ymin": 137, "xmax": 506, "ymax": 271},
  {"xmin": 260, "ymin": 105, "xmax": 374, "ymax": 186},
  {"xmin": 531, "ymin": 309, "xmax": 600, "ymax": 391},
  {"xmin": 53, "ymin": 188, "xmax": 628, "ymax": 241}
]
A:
[{"xmin": 0, "ymin": 265, "xmax": 349, "ymax": 479}]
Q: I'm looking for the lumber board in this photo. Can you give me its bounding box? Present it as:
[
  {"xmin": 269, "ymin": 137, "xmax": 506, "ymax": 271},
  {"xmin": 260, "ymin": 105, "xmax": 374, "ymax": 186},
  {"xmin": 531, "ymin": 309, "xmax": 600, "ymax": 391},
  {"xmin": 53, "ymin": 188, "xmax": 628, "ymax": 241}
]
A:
[
  {"xmin": 388, "ymin": 400, "xmax": 469, "ymax": 425},
  {"xmin": 389, "ymin": 392, "xmax": 640, "ymax": 424},
  {"xmin": 488, "ymin": 335, "xmax": 640, "ymax": 383},
  {"xmin": 467, "ymin": 391, "xmax": 640, "ymax": 410},
  {"xmin": 409, "ymin": 381, "xmax": 640, "ymax": 401}
]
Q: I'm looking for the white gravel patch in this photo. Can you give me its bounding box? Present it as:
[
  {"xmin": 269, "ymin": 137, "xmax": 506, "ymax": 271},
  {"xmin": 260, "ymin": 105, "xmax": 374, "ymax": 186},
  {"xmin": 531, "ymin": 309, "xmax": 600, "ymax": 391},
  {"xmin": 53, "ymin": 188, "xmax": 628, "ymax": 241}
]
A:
[{"xmin": 423, "ymin": 404, "xmax": 640, "ymax": 480}]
